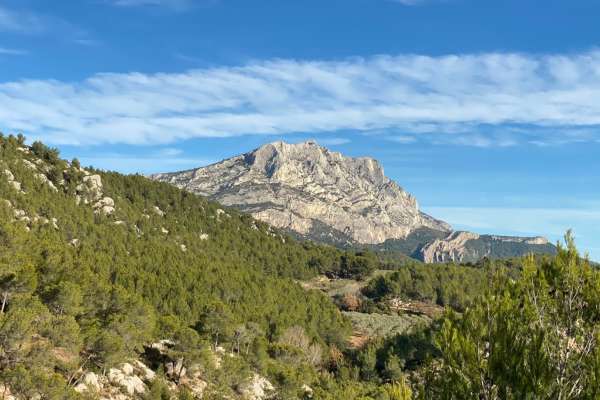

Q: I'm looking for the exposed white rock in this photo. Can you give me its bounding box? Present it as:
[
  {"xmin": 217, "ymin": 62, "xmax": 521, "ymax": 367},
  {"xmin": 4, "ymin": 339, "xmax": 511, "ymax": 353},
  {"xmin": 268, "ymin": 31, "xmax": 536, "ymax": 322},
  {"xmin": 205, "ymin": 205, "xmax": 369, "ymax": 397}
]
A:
[
  {"xmin": 81, "ymin": 372, "xmax": 101, "ymax": 391},
  {"xmin": 152, "ymin": 206, "xmax": 165, "ymax": 217},
  {"xmin": 152, "ymin": 141, "xmax": 451, "ymax": 244},
  {"xmin": 121, "ymin": 363, "xmax": 134, "ymax": 376},
  {"xmin": 83, "ymin": 174, "xmax": 103, "ymax": 192},
  {"xmin": 185, "ymin": 373, "xmax": 208, "ymax": 398},
  {"xmin": 35, "ymin": 173, "xmax": 58, "ymax": 191},
  {"xmin": 420, "ymin": 231, "xmax": 553, "ymax": 263},
  {"xmin": 420, "ymin": 231, "xmax": 481, "ymax": 263},
  {"xmin": 180, "ymin": 244, "xmax": 187, "ymax": 252},
  {"xmin": 3, "ymin": 169, "xmax": 24, "ymax": 193},
  {"xmin": 21, "ymin": 159, "xmax": 37, "ymax": 170},
  {"xmin": 93, "ymin": 197, "xmax": 115, "ymax": 215},
  {"xmin": 75, "ymin": 174, "xmax": 104, "ymax": 204},
  {"xmin": 3, "ymin": 169, "xmax": 15, "ymax": 181},
  {"xmin": 489, "ymin": 235, "xmax": 549, "ymax": 245},
  {"xmin": 0, "ymin": 384, "xmax": 16, "ymax": 400},
  {"xmin": 302, "ymin": 384, "xmax": 314, "ymax": 398},
  {"xmin": 199, "ymin": 233, "xmax": 209, "ymax": 241},
  {"xmin": 10, "ymin": 181, "xmax": 21, "ymax": 192},
  {"xmin": 151, "ymin": 339, "xmax": 175, "ymax": 352},
  {"xmin": 134, "ymin": 360, "xmax": 156, "ymax": 381},
  {"xmin": 161, "ymin": 227, "xmax": 169, "ymax": 234},
  {"xmin": 238, "ymin": 374, "xmax": 275, "ymax": 400},
  {"xmin": 108, "ymin": 367, "xmax": 147, "ymax": 395}
]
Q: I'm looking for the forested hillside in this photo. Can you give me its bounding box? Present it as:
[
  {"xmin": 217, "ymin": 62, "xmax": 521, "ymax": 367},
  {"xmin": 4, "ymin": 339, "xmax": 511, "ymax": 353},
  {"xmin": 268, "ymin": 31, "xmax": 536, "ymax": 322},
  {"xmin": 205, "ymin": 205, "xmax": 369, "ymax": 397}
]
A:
[{"xmin": 0, "ymin": 134, "xmax": 357, "ymax": 398}]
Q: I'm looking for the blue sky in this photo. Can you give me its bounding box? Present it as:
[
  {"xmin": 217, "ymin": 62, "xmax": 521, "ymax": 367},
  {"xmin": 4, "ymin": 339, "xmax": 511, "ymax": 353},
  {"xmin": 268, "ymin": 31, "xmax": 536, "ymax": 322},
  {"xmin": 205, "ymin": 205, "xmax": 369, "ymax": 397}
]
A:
[{"xmin": 1, "ymin": 0, "xmax": 599, "ymax": 258}]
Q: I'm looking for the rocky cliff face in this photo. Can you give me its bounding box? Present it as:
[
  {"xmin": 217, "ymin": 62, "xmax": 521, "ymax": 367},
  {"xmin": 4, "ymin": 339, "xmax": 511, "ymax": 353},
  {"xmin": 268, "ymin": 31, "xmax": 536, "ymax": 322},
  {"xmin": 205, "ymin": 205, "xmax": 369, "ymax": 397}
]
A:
[
  {"xmin": 419, "ymin": 231, "xmax": 555, "ymax": 263},
  {"xmin": 152, "ymin": 141, "xmax": 451, "ymax": 245}
]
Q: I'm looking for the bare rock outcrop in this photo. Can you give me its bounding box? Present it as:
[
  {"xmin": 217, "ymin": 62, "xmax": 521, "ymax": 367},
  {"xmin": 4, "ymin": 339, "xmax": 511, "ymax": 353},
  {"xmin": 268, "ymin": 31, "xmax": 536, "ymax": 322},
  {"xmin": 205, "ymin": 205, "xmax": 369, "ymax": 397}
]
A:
[
  {"xmin": 152, "ymin": 141, "xmax": 451, "ymax": 245},
  {"xmin": 420, "ymin": 231, "xmax": 482, "ymax": 263},
  {"xmin": 420, "ymin": 231, "xmax": 554, "ymax": 263}
]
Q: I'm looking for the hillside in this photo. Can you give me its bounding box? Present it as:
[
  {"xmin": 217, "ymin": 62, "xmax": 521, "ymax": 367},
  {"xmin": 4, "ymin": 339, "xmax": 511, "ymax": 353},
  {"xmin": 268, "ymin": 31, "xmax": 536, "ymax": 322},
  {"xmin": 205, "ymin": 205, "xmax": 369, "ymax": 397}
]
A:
[
  {"xmin": 0, "ymin": 135, "xmax": 362, "ymax": 398},
  {"xmin": 152, "ymin": 141, "xmax": 556, "ymax": 262}
]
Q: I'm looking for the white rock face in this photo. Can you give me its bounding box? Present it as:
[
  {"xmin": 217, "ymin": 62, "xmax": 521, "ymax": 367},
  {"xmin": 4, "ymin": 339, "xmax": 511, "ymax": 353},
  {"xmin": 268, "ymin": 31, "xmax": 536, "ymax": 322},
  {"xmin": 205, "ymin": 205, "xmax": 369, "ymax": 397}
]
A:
[
  {"xmin": 238, "ymin": 374, "xmax": 275, "ymax": 400},
  {"xmin": 108, "ymin": 367, "xmax": 147, "ymax": 395},
  {"xmin": 79, "ymin": 372, "xmax": 101, "ymax": 391},
  {"xmin": 3, "ymin": 169, "xmax": 23, "ymax": 193},
  {"xmin": 152, "ymin": 141, "xmax": 451, "ymax": 244},
  {"xmin": 420, "ymin": 231, "xmax": 552, "ymax": 263},
  {"xmin": 420, "ymin": 231, "xmax": 481, "ymax": 263},
  {"xmin": 93, "ymin": 197, "xmax": 116, "ymax": 215}
]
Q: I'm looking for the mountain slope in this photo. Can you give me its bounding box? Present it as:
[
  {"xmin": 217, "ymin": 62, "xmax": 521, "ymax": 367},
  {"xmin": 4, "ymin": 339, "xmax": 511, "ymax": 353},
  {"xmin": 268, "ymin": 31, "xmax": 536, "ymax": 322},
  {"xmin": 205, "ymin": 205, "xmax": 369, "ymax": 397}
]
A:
[
  {"xmin": 0, "ymin": 135, "xmax": 358, "ymax": 398},
  {"xmin": 152, "ymin": 141, "xmax": 556, "ymax": 262},
  {"xmin": 152, "ymin": 141, "xmax": 451, "ymax": 246}
]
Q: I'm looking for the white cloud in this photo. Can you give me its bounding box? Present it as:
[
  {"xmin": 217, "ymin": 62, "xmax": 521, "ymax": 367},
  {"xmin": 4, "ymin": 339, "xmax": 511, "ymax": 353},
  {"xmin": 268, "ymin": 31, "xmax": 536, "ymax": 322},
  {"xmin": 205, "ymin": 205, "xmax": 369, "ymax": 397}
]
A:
[{"xmin": 3, "ymin": 51, "xmax": 600, "ymax": 146}]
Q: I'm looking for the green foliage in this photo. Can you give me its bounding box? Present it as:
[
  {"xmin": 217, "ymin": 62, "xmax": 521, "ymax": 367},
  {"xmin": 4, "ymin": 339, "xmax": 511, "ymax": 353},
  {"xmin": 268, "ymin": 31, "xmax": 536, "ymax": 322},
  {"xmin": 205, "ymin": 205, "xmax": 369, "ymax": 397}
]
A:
[
  {"xmin": 425, "ymin": 233, "xmax": 600, "ymax": 399},
  {"xmin": 362, "ymin": 262, "xmax": 492, "ymax": 311},
  {"xmin": 0, "ymin": 136, "xmax": 353, "ymax": 397}
]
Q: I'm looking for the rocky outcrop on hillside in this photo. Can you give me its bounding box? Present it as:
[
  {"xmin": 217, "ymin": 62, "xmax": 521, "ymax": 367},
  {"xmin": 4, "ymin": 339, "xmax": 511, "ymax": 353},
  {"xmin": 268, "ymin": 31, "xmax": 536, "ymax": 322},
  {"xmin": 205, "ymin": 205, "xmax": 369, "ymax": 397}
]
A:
[
  {"xmin": 152, "ymin": 141, "xmax": 451, "ymax": 245},
  {"xmin": 420, "ymin": 231, "xmax": 555, "ymax": 263}
]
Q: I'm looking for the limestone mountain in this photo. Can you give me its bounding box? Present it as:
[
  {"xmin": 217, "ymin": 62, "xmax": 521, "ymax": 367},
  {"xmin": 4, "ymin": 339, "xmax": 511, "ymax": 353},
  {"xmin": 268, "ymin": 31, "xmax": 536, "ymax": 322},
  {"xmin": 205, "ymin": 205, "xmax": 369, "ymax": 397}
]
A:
[
  {"xmin": 152, "ymin": 141, "xmax": 556, "ymax": 262},
  {"xmin": 152, "ymin": 140, "xmax": 451, "ymax": 245}
]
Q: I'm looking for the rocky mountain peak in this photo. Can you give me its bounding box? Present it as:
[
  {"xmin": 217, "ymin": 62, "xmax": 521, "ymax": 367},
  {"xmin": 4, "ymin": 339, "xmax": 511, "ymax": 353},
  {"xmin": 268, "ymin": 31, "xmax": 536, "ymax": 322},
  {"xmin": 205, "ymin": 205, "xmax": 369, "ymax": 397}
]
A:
[
  {"xmin": 152, "ymin": 141, "xmax": 451, "ymax": 244},
  {"xmin": 245, "ymin": 140, "xmax": 386, "ymax": 186}
]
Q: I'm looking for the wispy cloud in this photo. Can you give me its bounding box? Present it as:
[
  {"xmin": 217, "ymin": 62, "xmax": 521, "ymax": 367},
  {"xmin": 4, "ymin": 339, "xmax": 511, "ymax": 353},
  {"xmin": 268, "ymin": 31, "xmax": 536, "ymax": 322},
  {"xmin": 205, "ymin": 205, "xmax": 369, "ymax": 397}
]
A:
[
  {"xmin": 73, "ymin": 38, "xmax": 102, "ymax": 47},
  {"xmin": 389, "ymin": 0, "xmax": 445, "ymax": 5},
  {"xmin": 0, "ymin": 46, "xmax": 27, "ymax": 55},
  {"xmin": 3, "ymin": 51, "xmax": 600, "ymax": 146},
  {"xmin": 74, "ymin": 147, "xmax": 210, "ymax": 173},
  {"xmin": 0, "ymin": 6, "xmax": 44, "ymax": 33},
  {"xmin": 314, "ymin": 137, "xmax": 351, "ymax": 146},
  {"xmin": 391, "ymin": 0, "xmax": 426, "ymax": 5},
  {"xmin": 108, "ymin": 0, "xmax": 195, "ymax": 10}
]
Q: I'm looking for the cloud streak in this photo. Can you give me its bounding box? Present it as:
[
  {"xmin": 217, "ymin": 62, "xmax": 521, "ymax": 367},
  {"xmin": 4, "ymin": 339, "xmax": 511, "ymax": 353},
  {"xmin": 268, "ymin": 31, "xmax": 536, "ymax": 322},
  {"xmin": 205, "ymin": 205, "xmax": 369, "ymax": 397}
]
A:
[
  {"xmin": 0, "ymin": 46, "xmax": 27, "ymax": 55},
  {"xmin": 3, "ymin": 51, "xmax": 600, "ymax": 146},
  {"xmin": 108, "ymin": 0, "xmax": 194, "ymax": 10},
  {"xmin": 0, "ymin": 6, "xmax": 44, "ymax": 33}
]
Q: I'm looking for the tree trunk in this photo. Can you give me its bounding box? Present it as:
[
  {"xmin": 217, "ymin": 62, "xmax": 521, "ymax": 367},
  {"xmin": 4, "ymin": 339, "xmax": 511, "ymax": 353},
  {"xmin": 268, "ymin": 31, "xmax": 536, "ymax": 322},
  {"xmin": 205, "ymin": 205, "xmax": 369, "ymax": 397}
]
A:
[{"xmin": 0, "ymin": 292, "xmax": 7, "ymax": 314}]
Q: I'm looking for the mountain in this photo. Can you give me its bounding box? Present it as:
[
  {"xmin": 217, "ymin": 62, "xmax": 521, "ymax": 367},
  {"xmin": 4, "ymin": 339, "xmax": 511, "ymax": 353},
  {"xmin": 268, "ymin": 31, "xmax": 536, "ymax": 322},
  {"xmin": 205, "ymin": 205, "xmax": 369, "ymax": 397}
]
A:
[
  {"xmin": 151, "ymin": 141, "xmax": 450, "ymax": 245},
  {"xmin": 152, "ymin": 141, "xmax": 555, "ymax": 262}
]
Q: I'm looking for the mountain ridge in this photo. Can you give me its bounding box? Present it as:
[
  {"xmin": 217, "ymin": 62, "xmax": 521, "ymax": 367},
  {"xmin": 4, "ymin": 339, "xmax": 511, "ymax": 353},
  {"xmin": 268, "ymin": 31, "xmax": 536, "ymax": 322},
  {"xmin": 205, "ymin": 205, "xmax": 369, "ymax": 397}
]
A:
[
  {"xmin": 152, "ymin": 140, "xmax": 451, "ymax": 245},
  {"xmin": 152, "ymin": 141, "xmax": 556, "ymax": 262}
]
